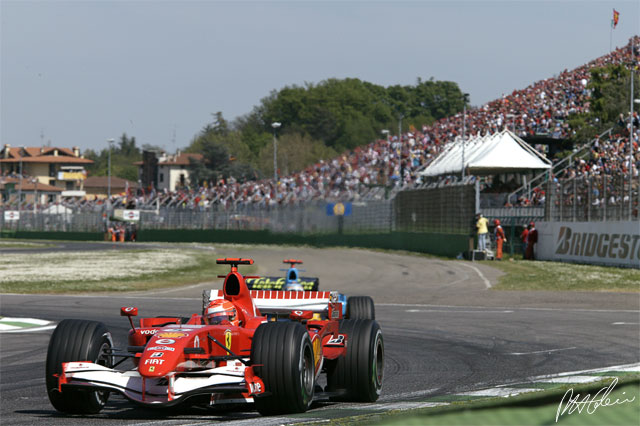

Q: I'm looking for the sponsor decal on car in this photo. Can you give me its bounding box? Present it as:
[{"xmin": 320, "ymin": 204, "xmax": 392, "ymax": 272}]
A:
[
  {"xmin": 139, "ymin": 329, "xmax": 157, "ymax": 335},
  {"xmin": 312, "ymin": 336, "xmax": 322, "ymax": 366},
  {"xmin": 155, "ymin": 338, "xmax": 176, "ymax": 345},
  {"xmin": 225, "ymin": 329, "xmax": 232, "ymax": 350},
  {"xmin": 149, "ymin": 366, "xmax": 155, "ymax": 372},
  {"xmin": 157, "ymin": 331, "xmax": 189, "ymax": 338},
  {"xmin": 327, "ymin": 334, "xmax": 345, "ymax": 345},
  {"xmin": 244, "ymin": 277, "xmax": 319, "ymax": 291},
  {"xmin": 150, "ymin": 352, "xmax": 164, "ymax": 358},
  {"xmin": 144, "ymin": 359, "xmax": 165, "ymax": 365},
  {"xmin": 146, "ymin": 346, "xmax": 175, "ymax": 352}
]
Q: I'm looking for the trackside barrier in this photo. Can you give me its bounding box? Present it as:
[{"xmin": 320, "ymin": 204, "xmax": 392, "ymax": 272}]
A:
[
  {"xmin": 4, "ymin": 229, "xmax": 467, "ymax": 257},
  {"xmin": 537, "ymin": 221, "xmax": 640, "ymax": 268}
]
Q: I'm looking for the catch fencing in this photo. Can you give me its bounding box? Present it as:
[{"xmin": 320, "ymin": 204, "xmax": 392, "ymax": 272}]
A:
[
  {"xmin": 545, "ymin": 172, "xmax": 639, "ymax": 222},
  {"xmin": 0, "ymin": 200, "xmax": 394, "ymax": 235},
  {"xmin": 2, "ymin": 172, "xmax": 637, "ymax": 236}
]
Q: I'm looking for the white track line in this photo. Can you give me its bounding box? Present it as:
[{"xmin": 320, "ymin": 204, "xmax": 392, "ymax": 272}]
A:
[
  {"xmin": 406, "ymin": 309, "xmax": 513, "ymax": 314},
  {"xmin": 379, "ymin": 302, "xmax": 639, "ymax": 314},
  {"xmin": 459, "ymin": 387, "xmax": 543, "ymax": 397},
  {"xmin": 457, "ymin": 263, "xmax": 492, "ymax": 288},
  {"xmin": 507, "ymin": 347, "xmax": 577, "ymax": 356}
]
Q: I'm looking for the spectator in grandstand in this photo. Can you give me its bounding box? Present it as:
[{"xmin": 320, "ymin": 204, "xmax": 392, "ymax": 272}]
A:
[{"xmin": 476, "ymin": 213, "xmax": 489, "ymax": 252}]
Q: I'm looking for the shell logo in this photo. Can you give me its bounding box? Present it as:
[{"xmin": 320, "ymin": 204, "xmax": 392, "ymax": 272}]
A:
[
  {"xmin": 157, "ymin": 332, "xmax": 188, "ymax": 338},
  {"xmin": 312, "ymin": 337, "xmax": 322, "ymax": 367}
]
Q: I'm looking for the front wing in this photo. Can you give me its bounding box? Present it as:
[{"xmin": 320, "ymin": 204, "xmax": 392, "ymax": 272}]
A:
[{"xmin": 58, "ymin": 361, "xmax": 264, "ymax": 406}]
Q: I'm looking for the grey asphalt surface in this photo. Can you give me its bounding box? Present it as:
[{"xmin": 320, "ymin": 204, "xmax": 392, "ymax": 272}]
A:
[{"xmin": 1, "ymin": 242, "xmax": 639, "ymax": 426}]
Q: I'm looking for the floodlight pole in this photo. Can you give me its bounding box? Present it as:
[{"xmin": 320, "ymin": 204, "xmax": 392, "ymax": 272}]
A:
[
  {"xmin": 462, "ymin": 104, "xmax": 466, "ymax": 180},
  {"xmin": 18, "ymin": 147, "xmax": 23, "ymax": 211},
  {"xmin": 630, "ymin": 37, "xmax": 636, "ymax": 219},
  {"xmin": 271, "ymin": 122, "xmax": 281, "ymax": 183},
  {"xmin": 107, "ymin": 138, "xmax": 114, "ymax": 200}
]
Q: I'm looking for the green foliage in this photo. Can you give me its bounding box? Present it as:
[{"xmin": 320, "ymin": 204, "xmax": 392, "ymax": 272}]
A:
[
  {"xmin": 186, "ymin": 113, "xmax": 259, "ymax": 186},
  {"xmin": 184, "ymin": 78, "xmax": 467, "ymax": 181},
  {"xmin": 567, "ymin": 64, "xmax": 640, "ymax": 144},
  {"xmin": 257, "ymin": 133, "xmax": 338, "ymax": 178},
  {"xmin": 85, "ymin": 133, "xmax": 141, "ymax": 182},
  {"xmin": 250, "ymin": 77, "xmax": 467, "ymax": 152}
]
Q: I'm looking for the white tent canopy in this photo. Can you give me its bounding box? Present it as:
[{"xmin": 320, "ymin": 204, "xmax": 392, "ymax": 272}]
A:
[
  {"xmin": 420, "ymin": 130, "xmax": 552, "ymax": 177},
  {"xmin": 42, "ymin": 204, "xmax": 73, "ymax": 215}
]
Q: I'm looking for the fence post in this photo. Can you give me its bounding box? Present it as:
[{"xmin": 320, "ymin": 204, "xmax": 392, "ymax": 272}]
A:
[{"xmin": 510, "ymin": 216, "xmax": 515, "ymax": 257}]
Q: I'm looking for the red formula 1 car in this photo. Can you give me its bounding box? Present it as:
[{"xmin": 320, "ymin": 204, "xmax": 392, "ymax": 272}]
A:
[{"xmin": 45, "ymin": 258, "xmax": 384, "ymax": 416}]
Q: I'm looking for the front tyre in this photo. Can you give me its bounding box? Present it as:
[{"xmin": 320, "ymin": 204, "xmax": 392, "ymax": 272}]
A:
[
  {"xmin": 45, "ymin": 319, "xmax": 113, "ymax": 414},
  {"xmin": 327, "ymin": 319, "xmax": 384, "ymax": 402},
  {"xmin": 251, "ymin": 321, "xmax": 315, "ymax": 415}
]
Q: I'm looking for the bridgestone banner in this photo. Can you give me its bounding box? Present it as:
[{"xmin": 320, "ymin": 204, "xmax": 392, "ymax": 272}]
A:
[{"xmin": 537, "ymin": 221, "xmax": 640, "ymax": 268}]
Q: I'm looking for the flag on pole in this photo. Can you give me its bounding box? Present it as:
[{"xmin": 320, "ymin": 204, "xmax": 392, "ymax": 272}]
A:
[{"xmin": 613, "ymin": 9, "xmax": 620, "ymax": 28}]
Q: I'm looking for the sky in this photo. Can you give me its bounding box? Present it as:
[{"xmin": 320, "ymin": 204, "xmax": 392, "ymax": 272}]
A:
[{"xmin": 1, "ymin": 0, "xmax": 639, "ymax": 153}]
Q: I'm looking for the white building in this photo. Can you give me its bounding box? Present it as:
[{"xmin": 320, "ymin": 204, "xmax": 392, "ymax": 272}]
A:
[{"xmin": 135, "ymin": 151, "xmax": 203, "ymax": 192}]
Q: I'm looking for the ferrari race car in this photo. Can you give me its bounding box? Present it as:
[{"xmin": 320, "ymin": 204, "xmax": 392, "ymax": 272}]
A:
[
  {"xmin": 245, "ymin": 259, "xmax": 375, "ymax": 319},
  {"xmin": 45, "ymin": 258, "xmax": 384, "ymax": 416}
]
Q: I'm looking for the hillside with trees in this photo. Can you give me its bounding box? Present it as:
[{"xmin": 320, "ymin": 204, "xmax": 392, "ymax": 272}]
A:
[{"xmin": 184, "ymin": 77, "xmax": 468, "ymax": 185}]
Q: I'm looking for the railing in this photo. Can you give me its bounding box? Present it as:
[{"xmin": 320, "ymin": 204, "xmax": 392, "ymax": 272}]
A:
[
  {"xmin": 546, "ymin": 172, "xmax": 639, "ymax": 222},
  {"xmin": 507, "ymin": 128, "xmax": 614, "ymax": 204}
]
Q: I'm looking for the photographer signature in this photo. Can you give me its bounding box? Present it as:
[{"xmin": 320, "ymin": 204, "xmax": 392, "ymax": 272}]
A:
[{"xmin": 556, "ymin": 377, "xmax": 636, "ymax": 422}]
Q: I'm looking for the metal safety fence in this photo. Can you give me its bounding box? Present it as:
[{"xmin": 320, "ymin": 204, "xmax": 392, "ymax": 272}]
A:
[
  {"xmin": 546, "ymin": 172, "xmax": 640, "ymax": 222},
  {"xmin": 0, "ymin": 200, "xmax": 393, "ymax": 235},
  {"xmin": 394, "ymin": 184, "xmax": 476, "ymax": 234}
]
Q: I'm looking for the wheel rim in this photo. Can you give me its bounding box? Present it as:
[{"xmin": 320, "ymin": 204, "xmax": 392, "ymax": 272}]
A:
[
  {"xmin": 94, "ymin": 341, "xmax": 112, "ymax": 405},
  {"xmin": 373, "ymin": 331, "xmax": 384, "ymax": 390},
  {"xmin": 300, "ymin": 341, "xmax": 314, "ymax": 400}
]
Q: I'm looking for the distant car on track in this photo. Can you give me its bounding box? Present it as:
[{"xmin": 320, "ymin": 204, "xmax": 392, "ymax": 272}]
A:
[
  {"xmin": 45, "ymin": 258, "xmax": 384, "ymax": 416},
  {"xmin": 245, "ymin": 259, "xmax": 376, "ymax": 319}
]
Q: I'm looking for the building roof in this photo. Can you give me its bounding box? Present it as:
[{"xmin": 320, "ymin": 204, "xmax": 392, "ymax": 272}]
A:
[
  {"xmin": 0, "ymin": 178, "xmax": 63, "ymax": 192},
  {"xmin": 133, "ymin": 152, "xmax": 203, "ymax": 166},
  {"xmin": 83, "ymin": 176, "xmax": 136, "ymax": 189},
  {"xmin": 0, "ymin": 145, "xmax": 93, "ymax": 164}
]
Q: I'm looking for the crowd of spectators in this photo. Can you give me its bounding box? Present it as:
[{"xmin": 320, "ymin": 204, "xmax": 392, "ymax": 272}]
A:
[{"xmin": 3, "ymin": 37, "xmax": 640, "ymax": 212}]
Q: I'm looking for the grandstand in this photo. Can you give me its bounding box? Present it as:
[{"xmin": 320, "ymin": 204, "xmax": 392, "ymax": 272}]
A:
[{"xmin": 1, "ymin": 37, "xmax": 638, "ymax": 234}]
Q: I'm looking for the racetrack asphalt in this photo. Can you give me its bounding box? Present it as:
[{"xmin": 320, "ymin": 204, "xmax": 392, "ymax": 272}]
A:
[{"xmin": 1, "ymin": 242, "xmax": 638, "ymax": 425}]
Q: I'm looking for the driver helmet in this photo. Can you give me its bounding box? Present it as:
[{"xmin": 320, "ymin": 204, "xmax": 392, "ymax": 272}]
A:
[
  {"xmin": 205, "ymin": 299, "xmax": 238, "ymax": 326},
  {"xmin": 283, "ymin": 281, "xmax": 304, "ymax": 291}
]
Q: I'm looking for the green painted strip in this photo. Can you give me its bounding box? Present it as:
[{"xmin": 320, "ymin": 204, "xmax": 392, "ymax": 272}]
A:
[{"xmin": 0, "ymin": 321, "xmax": 41, "ymax": 328}]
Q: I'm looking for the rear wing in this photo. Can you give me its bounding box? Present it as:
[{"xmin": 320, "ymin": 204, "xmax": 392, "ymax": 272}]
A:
[
  {"xmin": 245, "ymin": 276, "xmax": 320, "ymax": 291},
  {"xmin": 205, "ymin": 289, "xmax": 335, "ymax": 314}
]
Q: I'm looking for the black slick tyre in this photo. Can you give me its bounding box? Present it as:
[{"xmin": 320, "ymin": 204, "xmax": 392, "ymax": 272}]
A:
[
  {"xmin": 326, "ymin": 319, "xmax": 384, "ymax": 402},
  {"xmin": 251, "ymin": 321, "xmax": 315, "ymax": 415},
  {"xmin": 45, "ymin": 319, "xmax": 113, "ymax": 414},
  {"xmin": 346, "ymin": 296, "xmax": 375, "ymax": 319}
]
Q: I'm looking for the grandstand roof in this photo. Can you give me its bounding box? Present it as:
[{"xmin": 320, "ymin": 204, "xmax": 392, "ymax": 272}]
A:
[{"xmin": 419, "ymin": 130, "xmax": 551, "ymax": 177}]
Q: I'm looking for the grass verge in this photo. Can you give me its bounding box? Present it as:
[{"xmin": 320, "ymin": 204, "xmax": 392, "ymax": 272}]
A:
[
  {"xmin": 0, "ymin": 239, "xmax": 56, "ymax": 249},
  {"xmin": 0, "ymin": 249, "xmax": 250, "ymax": 293},
  {"xmin": 486, "ymin": 256, "xmax": 640, "ymax": 292},
  {"xmin": 314, "ymin": 377, "xmax": 639, "ymax": 426}
]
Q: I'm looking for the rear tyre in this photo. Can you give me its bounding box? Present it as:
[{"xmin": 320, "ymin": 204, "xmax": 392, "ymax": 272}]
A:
[
  {"xmin": 346, "ymin": 296, "xmax": 375, "ymax": 320},
  {"xmin": 326, "ymin": 319, "xmax": 384, "ymax": 402},
  {"xmin": 45, "ymin": 319, "xmax": 113, "ymax": 414},
  {"xmin": 251, "ymin": 321, "xmax": 315, "ymax": 415}
]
